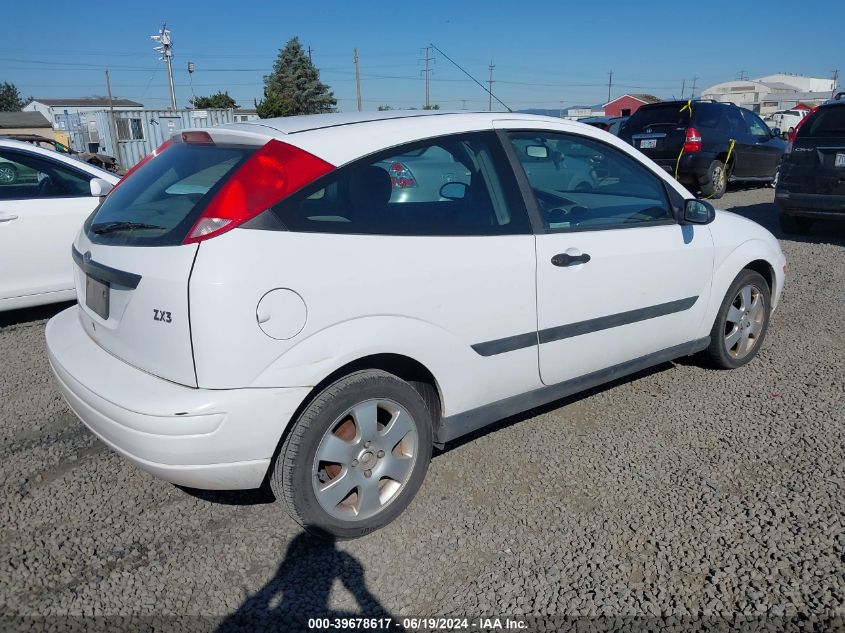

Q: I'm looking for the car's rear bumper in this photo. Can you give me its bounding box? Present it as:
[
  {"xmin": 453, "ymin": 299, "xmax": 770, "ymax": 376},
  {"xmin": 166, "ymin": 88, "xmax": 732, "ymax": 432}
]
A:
[
  {"xmin": 775, "ymin": 190, "xmax": 845, "ymax": 218},
  {"xmin": 46, "ymin": 306, "xmax": 310, "ymax": 490},
  {"xmin": 651, "ymin": 154, "xmax": 714, "ymax": 182}
]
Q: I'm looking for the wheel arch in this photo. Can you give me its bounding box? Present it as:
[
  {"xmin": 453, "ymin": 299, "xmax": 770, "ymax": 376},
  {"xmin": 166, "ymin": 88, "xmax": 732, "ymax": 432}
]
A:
[
  {"xmin": 705, "ymin": 240, "xmax": 783, "ymax": 330},
  {"xmin": 261, "ymin": 352, "xmax": 444, "ymax": 490}
]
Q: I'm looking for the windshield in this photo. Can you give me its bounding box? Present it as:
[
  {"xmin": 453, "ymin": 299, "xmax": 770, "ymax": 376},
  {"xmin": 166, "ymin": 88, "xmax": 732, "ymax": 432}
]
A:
[{"xmin": 86, "ymin": 143, "xmax": 253, "ymax": 246}]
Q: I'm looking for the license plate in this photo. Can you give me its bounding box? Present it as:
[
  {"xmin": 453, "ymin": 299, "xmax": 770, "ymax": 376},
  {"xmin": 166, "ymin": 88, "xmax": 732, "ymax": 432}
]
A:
[
  {"xmin": 85, "ymin": 275, "xmax": 110, "ymax": 320},
  {"xmin": 836, "ymin": 152, "xmax": 845, "ymax": 168},
  {"xmin": 640, "ymin": 139, "xmax": 657, "ymax": 149}
]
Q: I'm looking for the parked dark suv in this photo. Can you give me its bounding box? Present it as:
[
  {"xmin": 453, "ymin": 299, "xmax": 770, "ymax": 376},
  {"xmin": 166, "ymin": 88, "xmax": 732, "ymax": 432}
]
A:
[
  {"xmin": 619, "ymin": 100, "xmax": 785, "ymax": 199},
  {"xmin": 776, "ymin": 100, "xmax": 845, "ymax": 234}
]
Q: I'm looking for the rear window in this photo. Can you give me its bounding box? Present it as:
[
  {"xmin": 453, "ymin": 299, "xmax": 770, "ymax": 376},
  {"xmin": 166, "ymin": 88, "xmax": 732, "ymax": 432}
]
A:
[
  {"xmin": 86, "ymin": 143, "xmax": 253, "ymax": 246},
  {"xmin": 799, "ymin": 106, "xmax": 845, "ymax": 138},
  {"xmin": 624, "ymin": 105, "xmax": 689, "ymax": 131},
  {"xmin": 623, "ymin": 102, "xmax": 725, "ymax": 133}
]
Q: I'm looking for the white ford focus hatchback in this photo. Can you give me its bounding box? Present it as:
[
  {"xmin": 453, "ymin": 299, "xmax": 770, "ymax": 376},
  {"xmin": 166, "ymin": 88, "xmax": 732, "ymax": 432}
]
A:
[{"xmin": 46, "ymin": 111, "xmax": 786, "ymax": 537}]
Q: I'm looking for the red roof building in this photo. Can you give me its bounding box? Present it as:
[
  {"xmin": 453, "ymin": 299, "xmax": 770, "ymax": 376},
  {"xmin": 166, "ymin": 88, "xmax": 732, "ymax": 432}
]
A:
[{"xmin": 603, "ymin": 94, "xmax": 661, "ymax": 117}]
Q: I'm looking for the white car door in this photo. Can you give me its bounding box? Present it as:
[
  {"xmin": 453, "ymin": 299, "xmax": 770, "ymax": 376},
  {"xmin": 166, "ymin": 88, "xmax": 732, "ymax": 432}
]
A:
[
  {"xmin": 501, "ymin": 126, "xmax": 714, "ymax": 386},
  {"xmin": 0, "ymin": 148, "xmax": 101, "ymax": 303}
]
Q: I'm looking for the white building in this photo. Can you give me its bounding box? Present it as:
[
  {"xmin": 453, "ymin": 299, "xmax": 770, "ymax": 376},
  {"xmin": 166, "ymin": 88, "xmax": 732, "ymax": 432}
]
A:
[
  {"xmin": 701, "ymin": 74, "xmax": 837, "ymax": 115},
  {"xmin": 23, "ymin": 98, "xmax": 144, "ymax": 153},
  {"xmin": 24, "ymin": 97, "xmax": 144, "ymax": 129}
]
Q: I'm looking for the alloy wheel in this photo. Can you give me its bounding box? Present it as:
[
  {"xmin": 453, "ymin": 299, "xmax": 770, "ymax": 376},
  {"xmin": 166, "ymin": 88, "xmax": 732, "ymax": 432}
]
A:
[
  {"xmin": 724, "ymin": 284, "xmax": 765, "ymax": 359},
  {"xmin": 312, "ymin": 398, "xmax": 418, "ymax": 521}
]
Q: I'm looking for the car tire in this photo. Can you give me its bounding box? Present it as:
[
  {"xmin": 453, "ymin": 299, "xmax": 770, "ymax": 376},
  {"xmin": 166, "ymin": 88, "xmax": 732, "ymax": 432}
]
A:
[
  {"xmin": 778, "ymin": 213, "xmax": 813, "ymax": 235},
  {"xmin": 271, "ymin": 369, "xmax": 433, "ymax": 539},
  {"xmin": 704, "ymin": 269, "xmax": 771, "ymax": 370},
  {"xmin": 0, "ymin": 163, "xmax": 18, "ymax": 185},
  {"xmin": 700, "ymin": 160, "xmax": 727, "ymax": 199}
]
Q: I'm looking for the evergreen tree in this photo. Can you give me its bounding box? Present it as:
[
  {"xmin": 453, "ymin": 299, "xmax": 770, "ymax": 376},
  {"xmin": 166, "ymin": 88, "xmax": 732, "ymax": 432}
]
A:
[
  {"xmin": 190, "ymin": 91, "xmax": 238, "ymax": 109},
  {"xmin": 0, "ymin": 82, "xmax": 28, "ymax": 111},
  {"xmin": 257, "ymin": 38, "xmax": 336, "ymax": 118}
]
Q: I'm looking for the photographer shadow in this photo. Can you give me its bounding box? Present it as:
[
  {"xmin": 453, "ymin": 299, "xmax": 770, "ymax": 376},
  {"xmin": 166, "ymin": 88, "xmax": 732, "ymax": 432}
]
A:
[{"xmin": 216, "ymin": 531, "xmax": 402, "ymax": 633}]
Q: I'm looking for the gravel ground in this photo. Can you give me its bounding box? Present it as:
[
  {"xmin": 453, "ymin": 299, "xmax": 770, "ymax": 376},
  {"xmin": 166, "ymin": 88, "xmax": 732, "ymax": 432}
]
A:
[{"xmin": 1, "ymin": 186, "xmax": 843, "ymax": 632}]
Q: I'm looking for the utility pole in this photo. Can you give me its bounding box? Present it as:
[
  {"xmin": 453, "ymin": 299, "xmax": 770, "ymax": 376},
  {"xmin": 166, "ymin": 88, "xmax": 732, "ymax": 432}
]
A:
[
  {"xmin": 690, "ymin": 76, "xmax": 698, "ymax": 99},
  {"xmin": 151, "ymin": 23, "xmax": 177, "ymax": 110},
  {"xmin": 737, "ymin": 70, "xmax": 748, "ymax": 81},
  {"xmin": 487, "ymin": 61, "xmax": 495, "ymax": 111},
  {"xmin": 421, "ymin": 46, "xmax": 432, "ymax": 109},
  {"xmin": 680, "ymin": 79, "xmax": 685, "ymax": 99},
  {"xmin": 607, "ymin": 70, "xmax": 613, "ymax": 102},
  {"xmin": 354, "ymin": 48, "xmax": 363, "ymax": 112},
  {"xmin": 307, "ymin": 46, "xmax": 313, "ymax": 62},
  {"xmin": 832, "ymin": 69, "xmax": 840, "ymax": 98},
  {"xmin": 461, "ymin": 99, "xmax": 467, "ymax": 110},
  {"xmin": 104, "ymin": 69, "xmax": 121, "ymax": 170}
]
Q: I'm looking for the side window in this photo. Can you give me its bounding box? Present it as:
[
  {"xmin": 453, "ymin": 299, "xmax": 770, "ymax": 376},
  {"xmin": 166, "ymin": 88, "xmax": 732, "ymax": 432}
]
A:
[
  {"xmin": 725, "ymin": 108, "xmax": 749, "ymax": 137},
  {"xmin": 508, "ymin": 131, "xmax": 673, "ymax": 232},
  {"xmin": 0, "ymin": 150, "xmax": 92, "ymax": 200},
  {"xmin": 742, "ymin": 110, "xmax": 770, "ymax": 136},
  {"xmin": 270, "ymin": 133, "xmax": 530, "ymax": 236}
]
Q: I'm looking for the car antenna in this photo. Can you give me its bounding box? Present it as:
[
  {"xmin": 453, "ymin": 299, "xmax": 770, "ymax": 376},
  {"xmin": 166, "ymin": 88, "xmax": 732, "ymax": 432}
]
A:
[{"xmin": 429, "ymin": 43, "xmax": 512, "ymax": 113}]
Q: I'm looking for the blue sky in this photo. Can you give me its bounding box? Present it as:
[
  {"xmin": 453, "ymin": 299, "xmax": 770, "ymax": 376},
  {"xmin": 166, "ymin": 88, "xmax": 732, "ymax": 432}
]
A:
[{"xmin": 2, "ymin": 1, "xmax": 843, "ymax": 112}]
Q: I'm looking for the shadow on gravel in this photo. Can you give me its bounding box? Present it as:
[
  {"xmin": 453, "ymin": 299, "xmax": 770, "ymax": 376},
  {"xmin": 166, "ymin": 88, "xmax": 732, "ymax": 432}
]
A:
[
  {"xmin": 437, "ymin": 361, "xmax": 676, "ymax": 456},
  {"xmin": 177, "ymin": 485, "xmax": 276, "ymax": 506},
  {"xmin": 216, "ymin": 532, "xmax": 400, "ymax": 633},
  {"xmin": 0, "ymin": 300, "xmax": 75, "ymax": 329},
  {"xmin": 725, "ymin": 201, "xmax": 845, "ymax": 246}
]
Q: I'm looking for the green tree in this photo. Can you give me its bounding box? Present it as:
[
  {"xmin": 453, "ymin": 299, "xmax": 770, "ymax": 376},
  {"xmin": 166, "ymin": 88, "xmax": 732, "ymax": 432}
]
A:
[
  {"xmin": 189, "ymin": 91, "xmax": 238, "ymax": 109},
  {"xmin": 257, "ymin": 37, "xmax": 336, "ymax": 118},
  {"xmin": 423, "ymin": 104, "xmax": 440, "ymax": 110},
  {"xmin": 0, "ymin": 82, "xmax": 28, "ymax": 111},
  {"xmin": 377, "ymin": 105, "xmax": 394, "ymax": 111}
]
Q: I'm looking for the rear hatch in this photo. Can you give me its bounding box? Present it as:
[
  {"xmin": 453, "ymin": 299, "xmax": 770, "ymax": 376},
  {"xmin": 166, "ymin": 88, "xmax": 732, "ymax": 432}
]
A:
[
  {"xmin": 73, "ymin": 137, "xmax": 261, "ymax": 386},
  {"xmin": 781, "ymin": 105, "xmax": 845, "ymax": 196},
  {"xmin": 619, "ymin": 102, "xmax": 691, "ymax": 160}
]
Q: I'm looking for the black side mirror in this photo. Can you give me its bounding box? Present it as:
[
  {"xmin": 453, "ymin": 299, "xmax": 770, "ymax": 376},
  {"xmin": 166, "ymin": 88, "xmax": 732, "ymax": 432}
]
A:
[
  {"xmin": 439, "ymin": 181, "xmax": 469, "ymax": 200},
  {"xmin": 683, "ymin": 199, "xmax": 715, "ymax": 224}
]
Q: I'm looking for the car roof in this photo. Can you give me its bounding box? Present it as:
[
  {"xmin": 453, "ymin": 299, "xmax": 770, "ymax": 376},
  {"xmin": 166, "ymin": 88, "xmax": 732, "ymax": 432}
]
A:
[
  {"xmin": 0, "ymin": 138, "xmax": 118, "ymax": 181},
  {"xmin": 224, "ymin": 110, "xmax": 582, "ymax": 135}
]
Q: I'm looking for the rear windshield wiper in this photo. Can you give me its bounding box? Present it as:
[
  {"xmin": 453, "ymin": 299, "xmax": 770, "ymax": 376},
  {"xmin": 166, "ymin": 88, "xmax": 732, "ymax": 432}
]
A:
[{"xmin": 91, "ymin": 221, "xmax": 166, "ymax": 235}]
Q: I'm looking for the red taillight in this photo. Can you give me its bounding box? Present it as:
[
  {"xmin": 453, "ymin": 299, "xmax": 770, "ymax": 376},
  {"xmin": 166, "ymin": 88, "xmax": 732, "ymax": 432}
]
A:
[
  {"xmin": 112, "ymin": 139, "xmax": 173, "ymax": 190},
  {"xmin": 683, "ymin": 127, "xmax": 702, "ymax": 153},
  {"xmin": 184, "ymin": 139, "xmax": 334, "ymax": 244},
  {"xmin": 388, "ymin": 161, "xmax": 417, "ymax": 188}
]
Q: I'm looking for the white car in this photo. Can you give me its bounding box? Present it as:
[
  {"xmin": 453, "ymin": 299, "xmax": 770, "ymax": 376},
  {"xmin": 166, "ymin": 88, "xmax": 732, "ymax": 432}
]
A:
[
  {"xmin": 0, "ymin": 139, "xmax": 118, "ymax": 311},
  {"xmin": 770, "ymin": 109, "xmax": 809, "ymax": 134},
  {"xmin": 45, "ymin": 112, "xmax": 786, "ymax": 538}
]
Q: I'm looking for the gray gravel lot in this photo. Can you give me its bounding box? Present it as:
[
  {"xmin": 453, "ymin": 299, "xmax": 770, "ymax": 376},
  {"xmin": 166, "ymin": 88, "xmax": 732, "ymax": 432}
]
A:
[{"xmin": 1, "ymin": 186, "xmax": 843, "ymax": 632}]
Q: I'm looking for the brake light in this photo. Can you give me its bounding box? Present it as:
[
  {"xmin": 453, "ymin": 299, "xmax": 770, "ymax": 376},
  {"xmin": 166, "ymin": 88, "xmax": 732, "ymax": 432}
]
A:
[
  {"xmin": 184, "ymin": 139, "xmax": 334, "ymax": 243},
  {"xmin": 181, "ymin": 130, "xmax": 214, "ymax": 144},
  {"xmin": 683, "ymin": 127, "xmax": 702, "ymax": 153},
  {"xmin": 388, "ymin": 161, "xmax": 417, "ymax": 188},
  {"xmin": 112, "ymin": 139, "xmax": 173, "ymax": 190}
]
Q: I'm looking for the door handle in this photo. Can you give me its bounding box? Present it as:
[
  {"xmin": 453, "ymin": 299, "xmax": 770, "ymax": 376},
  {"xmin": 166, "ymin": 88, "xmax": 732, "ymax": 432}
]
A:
[
  {"xmin": 552, "ymin": 252, "xmax": 591, "ymax": 267},
  {"xmin": 0, "ymin": 214, "xmax": 19, "ymax": 223}
]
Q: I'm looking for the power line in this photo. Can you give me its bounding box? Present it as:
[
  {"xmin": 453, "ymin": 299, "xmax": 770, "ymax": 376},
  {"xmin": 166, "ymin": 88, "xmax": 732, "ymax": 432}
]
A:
[{"xmin": 428, "ymin": 43, "xmax": 511, "ymax": 112}]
